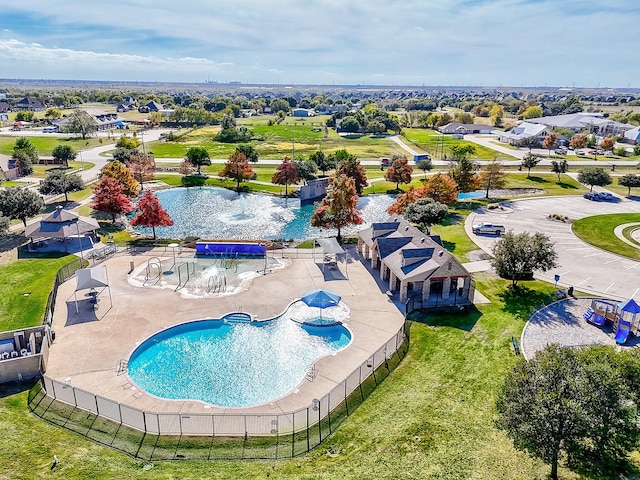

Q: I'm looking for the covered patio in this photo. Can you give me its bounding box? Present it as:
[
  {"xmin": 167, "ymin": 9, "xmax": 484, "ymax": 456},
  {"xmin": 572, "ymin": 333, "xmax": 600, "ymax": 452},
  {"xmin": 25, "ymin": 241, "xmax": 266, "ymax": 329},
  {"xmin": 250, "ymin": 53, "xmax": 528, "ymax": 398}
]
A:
[{"xmin": 24, "ymin": 206, "xmax": 99, "ymax": 255}]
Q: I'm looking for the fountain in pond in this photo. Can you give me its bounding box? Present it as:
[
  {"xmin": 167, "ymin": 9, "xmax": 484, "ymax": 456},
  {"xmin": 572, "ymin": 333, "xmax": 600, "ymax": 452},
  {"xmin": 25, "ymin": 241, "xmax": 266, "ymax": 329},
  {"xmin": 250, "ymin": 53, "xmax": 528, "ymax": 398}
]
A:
[{"xmin": 132, "ymin": 187, "xmax": 395, "ymax": 240}]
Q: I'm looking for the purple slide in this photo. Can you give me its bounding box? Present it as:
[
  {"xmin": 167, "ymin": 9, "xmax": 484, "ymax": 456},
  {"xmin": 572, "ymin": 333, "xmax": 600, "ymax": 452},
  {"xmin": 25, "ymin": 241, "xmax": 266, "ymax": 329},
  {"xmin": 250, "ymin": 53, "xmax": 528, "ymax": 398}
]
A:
[{"xmin": 615, "ymin": 322, "xmax": 631, "ymax": 344}]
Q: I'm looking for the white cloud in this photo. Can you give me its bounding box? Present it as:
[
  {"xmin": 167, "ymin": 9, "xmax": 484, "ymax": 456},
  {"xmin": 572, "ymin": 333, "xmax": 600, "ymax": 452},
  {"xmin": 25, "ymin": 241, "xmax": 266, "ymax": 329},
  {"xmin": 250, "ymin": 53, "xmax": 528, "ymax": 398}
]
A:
[{"xmin": 0, "ymin": 1, "xmax": 639, "ymax": 86}]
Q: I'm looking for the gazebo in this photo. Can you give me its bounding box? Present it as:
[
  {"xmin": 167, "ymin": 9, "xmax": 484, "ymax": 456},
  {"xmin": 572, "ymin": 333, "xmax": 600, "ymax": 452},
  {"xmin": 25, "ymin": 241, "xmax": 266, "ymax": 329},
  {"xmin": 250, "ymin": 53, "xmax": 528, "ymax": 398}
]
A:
[{"xmin": 24, "ymin": 206, "xmax": 99, "ymax": 254}]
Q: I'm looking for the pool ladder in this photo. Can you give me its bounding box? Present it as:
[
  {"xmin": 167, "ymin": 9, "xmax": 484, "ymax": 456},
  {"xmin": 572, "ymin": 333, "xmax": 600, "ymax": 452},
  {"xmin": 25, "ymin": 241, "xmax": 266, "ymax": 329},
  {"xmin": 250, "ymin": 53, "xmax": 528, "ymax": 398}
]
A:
[
  {"xmin": 115, "ymin": 359, "xmax": 128, "ymax": 376},
  {"xmin": 206, "ymin": 274, "xmax": 227, "ymax": 293},
  {"xmin": 305, "ymin": 365, "xmax": 318, "ymax": 382}
]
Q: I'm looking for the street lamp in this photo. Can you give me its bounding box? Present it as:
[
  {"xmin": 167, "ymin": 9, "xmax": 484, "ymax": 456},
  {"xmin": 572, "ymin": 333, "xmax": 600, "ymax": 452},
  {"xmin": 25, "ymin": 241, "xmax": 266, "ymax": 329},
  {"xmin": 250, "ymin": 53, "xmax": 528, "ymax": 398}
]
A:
[{"xmin": 79, "ymin": 151, "xmax": 84, "ymax": 171}]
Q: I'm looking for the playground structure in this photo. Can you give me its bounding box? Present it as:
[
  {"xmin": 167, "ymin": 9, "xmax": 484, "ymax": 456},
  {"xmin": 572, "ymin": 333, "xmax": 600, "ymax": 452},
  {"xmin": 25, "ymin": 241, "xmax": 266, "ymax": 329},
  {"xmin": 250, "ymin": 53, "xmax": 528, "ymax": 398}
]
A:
[{"xmin": 584, "ymin": 298, "xmax": 640, "ymax": 345}]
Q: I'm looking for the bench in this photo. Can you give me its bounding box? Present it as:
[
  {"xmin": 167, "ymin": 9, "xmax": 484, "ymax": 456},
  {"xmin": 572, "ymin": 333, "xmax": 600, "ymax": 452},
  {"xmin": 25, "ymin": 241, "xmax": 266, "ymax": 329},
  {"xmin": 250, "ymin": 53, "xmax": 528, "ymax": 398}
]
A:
[{"xmin": 511, "ymin": 337, "xmax": 521, "ymax": 355}]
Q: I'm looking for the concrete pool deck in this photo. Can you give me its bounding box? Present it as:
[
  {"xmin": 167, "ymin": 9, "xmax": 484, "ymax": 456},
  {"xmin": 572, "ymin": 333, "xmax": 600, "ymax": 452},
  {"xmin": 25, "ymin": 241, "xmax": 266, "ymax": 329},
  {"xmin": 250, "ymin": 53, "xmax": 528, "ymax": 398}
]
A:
[{"xmin": 45, "ymin": 246, "xmax": 406, "ymax": 417}]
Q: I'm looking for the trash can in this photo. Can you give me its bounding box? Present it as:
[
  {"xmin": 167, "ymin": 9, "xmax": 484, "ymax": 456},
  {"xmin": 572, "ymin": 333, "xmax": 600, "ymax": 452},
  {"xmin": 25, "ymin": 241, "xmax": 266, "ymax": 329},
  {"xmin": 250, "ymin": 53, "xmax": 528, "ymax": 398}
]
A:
[{"xmin": 568, "ymin": 286, "xmax": 574, "ymax": 296}]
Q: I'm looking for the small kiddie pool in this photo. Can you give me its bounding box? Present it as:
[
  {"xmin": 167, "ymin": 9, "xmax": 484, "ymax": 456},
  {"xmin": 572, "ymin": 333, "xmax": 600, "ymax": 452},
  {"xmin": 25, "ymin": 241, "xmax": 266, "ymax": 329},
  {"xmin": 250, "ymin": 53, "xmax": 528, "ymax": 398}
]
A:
[{"xmin": 127, "ymin": 310, "xmax": 352, "ymax": 407}]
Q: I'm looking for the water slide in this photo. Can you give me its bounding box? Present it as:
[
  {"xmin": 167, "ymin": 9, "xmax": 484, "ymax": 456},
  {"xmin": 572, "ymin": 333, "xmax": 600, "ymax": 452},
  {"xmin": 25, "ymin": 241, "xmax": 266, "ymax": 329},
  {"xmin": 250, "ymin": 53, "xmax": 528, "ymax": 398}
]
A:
[{"xmin": 615, "ymin": 322, "xmax": 631, "ymax": 344}]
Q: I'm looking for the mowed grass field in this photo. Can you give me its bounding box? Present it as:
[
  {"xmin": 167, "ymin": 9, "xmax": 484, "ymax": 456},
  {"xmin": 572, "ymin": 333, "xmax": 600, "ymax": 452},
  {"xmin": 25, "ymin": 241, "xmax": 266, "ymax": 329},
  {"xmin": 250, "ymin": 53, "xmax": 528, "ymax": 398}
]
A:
[
  {"xmin": 402, "ymin": 128, "xmax": 517, "ymax": 160},
  {"xmin": 573, "ymin": 213, "xmax": 640, "ymax": 260},
  {"xmin": 0, "ymin": 262, "xmax": 584, "ymax": 479}
]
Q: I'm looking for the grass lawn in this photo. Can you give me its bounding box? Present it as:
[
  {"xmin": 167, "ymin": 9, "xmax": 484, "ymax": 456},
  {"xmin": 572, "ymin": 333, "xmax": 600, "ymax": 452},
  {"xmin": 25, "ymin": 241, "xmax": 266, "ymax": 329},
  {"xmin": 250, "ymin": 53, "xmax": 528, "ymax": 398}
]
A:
[
  {"xmin": 401, "ymin": 128, "xmax": 517, "ymax": 160},
  {"xmin": 1, "ymin": 268, "xmax": 588, "ymax": 479},
  {"xmin": 147, "ymin": 123, "xmax": 404, "ymax": 160},
  {"xmin": 572, "ymin": 213, "xmax": 640, "ymax": 261},
  {"xmin": 0, "ymin": 253, "xmax": 77, "ymax": 331},
  {"xmin": 29, "ymin": 161, "xmax": 95, "ymax": 179},
  {"xmin": 0, "ymin": 136, "xmax": 114, "ymax": 156},
  {"xmin": 503, "ymin": 173, "xmax": 588, "ymax": 195}
]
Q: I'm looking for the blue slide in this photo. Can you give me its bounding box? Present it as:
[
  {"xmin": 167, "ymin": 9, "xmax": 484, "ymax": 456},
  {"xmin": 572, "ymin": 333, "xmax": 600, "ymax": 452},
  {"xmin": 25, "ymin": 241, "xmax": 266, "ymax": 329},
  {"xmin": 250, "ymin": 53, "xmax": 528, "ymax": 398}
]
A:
[{"xmin": 615, "ymin": 322, "xmax": 631, "ymax": 344}]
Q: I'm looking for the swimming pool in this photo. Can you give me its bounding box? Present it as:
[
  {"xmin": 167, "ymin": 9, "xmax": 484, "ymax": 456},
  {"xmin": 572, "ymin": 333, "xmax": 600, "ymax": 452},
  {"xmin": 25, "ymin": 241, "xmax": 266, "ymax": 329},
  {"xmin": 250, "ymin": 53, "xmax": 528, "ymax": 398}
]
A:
[
  {"xmin": 457, "ymin": 190, "xmax": 485, "ymax": 200},
  {"xmin": 132, "ymin": 187, "xmax": 394, "ymax": 240},
  {"xmin": 127, "ymin": 313, "xmax": 352, "ymax": 407}
]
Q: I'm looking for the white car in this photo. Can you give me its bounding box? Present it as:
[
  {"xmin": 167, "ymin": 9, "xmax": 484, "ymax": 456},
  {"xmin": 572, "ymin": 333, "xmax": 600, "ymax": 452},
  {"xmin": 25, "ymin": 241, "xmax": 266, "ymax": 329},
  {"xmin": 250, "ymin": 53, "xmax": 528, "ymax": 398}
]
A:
[{"xmin": 576, "ymin": 149, "xmax": 586, "ymax": 156}]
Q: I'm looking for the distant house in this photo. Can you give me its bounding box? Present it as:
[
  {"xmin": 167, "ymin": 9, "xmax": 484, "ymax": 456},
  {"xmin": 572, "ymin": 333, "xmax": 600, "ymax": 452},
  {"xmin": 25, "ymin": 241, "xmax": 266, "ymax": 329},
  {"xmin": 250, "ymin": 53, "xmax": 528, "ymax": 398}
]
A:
[
  {"xmin": 493, "ymin": 121, "xmax": 548, "ymax": 145},
  {"xmin": 0, "ymin": 113, "xmax": 8, "ymax": 122},
  {"xmin": 145, "ymin": 101, "xmax": 163, "ymax": 112},
  {"xmin": 438, "ymin": 122, "xmax": 493, "ymax": 135},
  {"xmin": 0, "ymin": 155, "xmax": 19, "ymax": 180},
  {"xmin": 123, "ymin": 96, "xmax": 136, "ymax": 106},
  {"xmin": 292, "ymin": 108, "xmax": 316, "ymax": 117},
  {"xmin": 316, "ymin": 104, "xmax": 349, "ymax": 115},
  {"xmin": 623, "ymin": 126, "xmax": 640, "ymax": 145},
  {"xmin": 116, "ymin": 103, "xmax": 134, "ymax": 112},
  {"xmin": 358, "ymin": 216, "xmax": 474, "ymax": 306},
  {"xmin": 137, "ymin": 105, "xmax": 150, "ymax": 113},
  {"xmin": 15, "ymin": 97, "xmax": 46, "ymax": 111},
  {"xmin": 57, "ymin": 109, "xmax": 124, "ymax": 131},
  {"xmin": 0, "ymin": 101, "xmax": 9, "ymax": 113}
]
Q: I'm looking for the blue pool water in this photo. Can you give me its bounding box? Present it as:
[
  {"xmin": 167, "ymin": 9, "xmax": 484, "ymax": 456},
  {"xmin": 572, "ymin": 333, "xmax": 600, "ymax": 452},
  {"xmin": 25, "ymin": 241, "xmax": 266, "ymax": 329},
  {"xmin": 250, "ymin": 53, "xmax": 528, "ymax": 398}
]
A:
[
  {"xmin": 457, "ymin": 190, "xmax": 484, "ymax": 200},
  {"xmin": 127, "ymin": 316, "xmax": 351, "ymax": 407},
  {"xmin": 132, "ymin": 187, "xmax": 394, "ymax": 240}
]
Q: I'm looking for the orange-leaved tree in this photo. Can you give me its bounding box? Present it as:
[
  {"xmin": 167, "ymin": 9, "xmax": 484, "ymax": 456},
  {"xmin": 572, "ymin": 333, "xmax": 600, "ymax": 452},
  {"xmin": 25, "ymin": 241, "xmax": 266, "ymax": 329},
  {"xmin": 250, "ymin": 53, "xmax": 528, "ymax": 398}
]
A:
[
  {"xmin": 102, "ymin": 160, "xmax": 139, "ymax": 196},
  {"xmin": 384, "ymin": 156, "xmax": 413, "ymax": 190},
  {"xmin": 311, "ymin": 174, "xmax": 363, "ymax": 241},
  {"xmin": 219, "ymin": 152, "xmax": 255, "ymax": 192},
  {"xmin": 130, "ymin": 190, "xmax": 173, "ymax": 239}
]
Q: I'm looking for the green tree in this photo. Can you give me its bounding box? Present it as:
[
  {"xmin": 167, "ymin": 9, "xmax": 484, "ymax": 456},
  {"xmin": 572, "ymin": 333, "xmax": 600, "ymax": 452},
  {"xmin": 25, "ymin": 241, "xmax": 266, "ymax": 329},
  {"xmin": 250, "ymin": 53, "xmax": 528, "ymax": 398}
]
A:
[
  {"xmin": 13, "ymin": 137, "xmax": 38, "ymax": 164},
  {"xmin": 415, "ymin": 158, "xmax": 433, "ymax": 180},
  {"xmin": 577, "ymin": 167, "xmax": 612, "ymax": 192},
  {"xmin": 478, "ymin": 159, "xmax": 506, "ymax": 199},
  {"xmin": 384, "ymin": 157, "xmax": 413, "ymax": 190},
  {"xmin": 220, "ymin": 113, "xmax": 236, "ymax": 130},
  {"xmin": 293, "ymin": 157, "xmax": 318, "ymax": 183},
  {"xmin": 219, "ymin": 152, "xmax": 255, "ymax": 192},
  {"xmin": 44, "ymin": 108, "xmax": 62, "ymax": 120},
  {"xmin": 63, "ymin": 109, "xmax": 97, "ymax": 139},
  {"xmin": 15, "ymin": 111, "xmax": 35, "ymax": 122},
  {"xmin": 497, "ymin": 345, "xmax": 640, "ymax": 480},
  {"xmin": 520, "ymin": 152, "xmax": 541, "ymax": 177},
  {"xmin": 490, "ymin": 231, "xmax": 558, "ymax": 286},
  {"xmin": 449, "ymin": 157, "xmax": 478, "ymax": 193},
  {"xmin": 521, "ymin": 105, "xmax": 543, "ymax": 119},
  {"xmin": 185, "ymin": 147, "xmax": 211, "ymax": 175},
  {"xmin": 0, "ymin": 187, "xmax": 44, "ymax": 227},
  {"xmin": 404, "ymin": 197, "xmax": 448, "ymax": 232},
  {"xmin": 234, "ymin": 144, "xmax": 259, "ymax": 163},
  {"xmin": 11, "ymin": 151, "xmax": 34, "ymax": 176},
  {"xmin": 271, "ymin": 157, "xmax": 300, "ymax": 198},
  {"xmin": 551, "ymin": 159, "xmax": 569, "ymax": 183},
  {"xmin": 310, "ymin": 174, "xmax": 363, "ymax": 241},
  {"xmin": 340, "ymin": 116, "xmax": 361, "ymax": 133},
  {"xmin": 0, "ymin": 214, "xmax": 9, "ymax": 237},
  {"xmin": 310, "ymin": 150, "xmax": 335, "ymax": 176},
  {"xmin": 38, "ymin": 171, "xmax": 85, "ymax": 202},
  {"xmin": 51, "ymin": 144, "xmax": 77, "ymax": 167},
  {"xmin": 116, "ymin": 135, "xmax": 141, "ymax": 150},
  {"xmin": 619, "ymin": 174, "xmax": 640, "ymax": 196},
  {"xmin": 519, "ymin": 136, "xmax": 541, "ymax": 152},
  {"xmin": 450, "ymin": 144, "xmax": 476, "ymax": 162}
]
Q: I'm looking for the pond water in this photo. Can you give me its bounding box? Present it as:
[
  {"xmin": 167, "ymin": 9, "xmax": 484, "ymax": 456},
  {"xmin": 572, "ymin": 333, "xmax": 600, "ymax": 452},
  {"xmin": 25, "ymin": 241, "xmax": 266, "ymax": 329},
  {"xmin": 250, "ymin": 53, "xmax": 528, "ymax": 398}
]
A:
[{"xmin": 133, "ymin": 187, "xmax": 395, "ymax": 240}]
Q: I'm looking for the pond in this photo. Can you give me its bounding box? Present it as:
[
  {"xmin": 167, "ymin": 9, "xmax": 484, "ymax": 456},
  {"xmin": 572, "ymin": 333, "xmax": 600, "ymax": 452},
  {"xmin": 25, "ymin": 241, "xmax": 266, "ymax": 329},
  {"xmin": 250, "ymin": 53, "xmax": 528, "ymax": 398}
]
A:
[{"xmin": 133, "ymin": 187, "xmax": 395, "ymax": 240}]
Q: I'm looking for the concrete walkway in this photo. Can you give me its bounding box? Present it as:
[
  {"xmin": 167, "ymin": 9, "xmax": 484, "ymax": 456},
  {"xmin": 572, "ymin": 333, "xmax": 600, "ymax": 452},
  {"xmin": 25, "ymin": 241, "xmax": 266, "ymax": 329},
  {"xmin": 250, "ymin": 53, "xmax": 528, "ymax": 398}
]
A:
[{"xmin": 466, "ymin": 194, "xmax": 640, "ymax": 301}]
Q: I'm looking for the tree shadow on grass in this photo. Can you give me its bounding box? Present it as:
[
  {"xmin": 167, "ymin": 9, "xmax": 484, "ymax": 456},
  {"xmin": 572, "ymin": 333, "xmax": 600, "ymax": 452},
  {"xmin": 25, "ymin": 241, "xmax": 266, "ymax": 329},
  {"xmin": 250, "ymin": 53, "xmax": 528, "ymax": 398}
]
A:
[
  {"xmin": 17, "ymin": 245, "xmax": 70, "ymax": 259},
  {"xmin": 442, "ymin": 213, "xmax": 463, "ymax": 227},
  {"xmin": 498, "ymin": 284, "xmax": 557, "ymax": 322},
  {"xmin": 408, "ymin": 305, "xmax": 482, "ymax": 332}
]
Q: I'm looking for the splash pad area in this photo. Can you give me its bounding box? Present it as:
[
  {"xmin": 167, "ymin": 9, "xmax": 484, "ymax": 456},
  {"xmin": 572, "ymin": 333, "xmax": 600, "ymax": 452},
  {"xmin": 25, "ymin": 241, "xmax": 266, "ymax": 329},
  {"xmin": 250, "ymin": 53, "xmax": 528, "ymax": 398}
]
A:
[{"xmin": 128, "ymin": 248, "xmax": 285, "ymax": 297}]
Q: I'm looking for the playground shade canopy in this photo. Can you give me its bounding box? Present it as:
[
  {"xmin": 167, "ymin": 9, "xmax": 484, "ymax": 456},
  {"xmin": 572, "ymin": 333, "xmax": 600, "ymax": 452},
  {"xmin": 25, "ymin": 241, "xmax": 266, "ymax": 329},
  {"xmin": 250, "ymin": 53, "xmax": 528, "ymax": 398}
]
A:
[
  {"xmin": 73, "ymin": 266, "xmax": 112, "ymax": 314},
  {"xmin": 618, "ymin": 298, "xmax": 640, "ymax": 314}
]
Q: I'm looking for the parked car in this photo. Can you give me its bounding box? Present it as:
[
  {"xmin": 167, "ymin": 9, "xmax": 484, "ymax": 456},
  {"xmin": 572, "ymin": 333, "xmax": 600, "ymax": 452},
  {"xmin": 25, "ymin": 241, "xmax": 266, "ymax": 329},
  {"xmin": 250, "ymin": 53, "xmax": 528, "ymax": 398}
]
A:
[
  {"xmin": 584, "ymin": 192, "xmax": 616, "ymax": 202},
  {"xmin": 554, "ymin": 148, "xmax": 567, "ymax": 155},
  {"xmin": 605, "ymin": 151, "xmax": 614, "ymax": 157},
  {"xmin": 588, "ymin": 149, "xmax": 597, "ymax": 155},
  {"xmin": 472, "ymin": 222, "xmax": 505, "ymax": 235},
  {"xmin": 596, "ymin": 149, "xmax": 605, "ymax": 155}
]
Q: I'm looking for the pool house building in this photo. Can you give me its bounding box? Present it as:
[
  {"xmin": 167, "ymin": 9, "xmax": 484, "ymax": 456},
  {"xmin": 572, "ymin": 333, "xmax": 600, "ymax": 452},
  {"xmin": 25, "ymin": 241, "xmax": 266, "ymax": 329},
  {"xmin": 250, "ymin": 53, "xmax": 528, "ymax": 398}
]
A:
[{"xmin": 357, "ymin": 217, "xmax": 474, "ymax": 307}]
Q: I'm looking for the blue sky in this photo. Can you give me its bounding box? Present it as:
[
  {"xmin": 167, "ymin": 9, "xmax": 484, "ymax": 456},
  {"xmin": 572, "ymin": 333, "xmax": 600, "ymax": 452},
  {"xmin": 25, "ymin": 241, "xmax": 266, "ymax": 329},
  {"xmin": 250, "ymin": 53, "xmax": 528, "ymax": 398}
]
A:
[{"xmin": 1, "ymin": 0, "xmax": 638, "ymax": 87}]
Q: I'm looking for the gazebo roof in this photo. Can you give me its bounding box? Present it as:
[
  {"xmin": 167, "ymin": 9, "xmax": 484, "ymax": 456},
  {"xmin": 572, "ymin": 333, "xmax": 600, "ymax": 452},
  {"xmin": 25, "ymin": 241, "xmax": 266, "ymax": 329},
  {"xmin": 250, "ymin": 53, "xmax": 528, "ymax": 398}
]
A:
[{"xmin": 24, "ymin": 207, "xmax": 99, "ymax": 239}]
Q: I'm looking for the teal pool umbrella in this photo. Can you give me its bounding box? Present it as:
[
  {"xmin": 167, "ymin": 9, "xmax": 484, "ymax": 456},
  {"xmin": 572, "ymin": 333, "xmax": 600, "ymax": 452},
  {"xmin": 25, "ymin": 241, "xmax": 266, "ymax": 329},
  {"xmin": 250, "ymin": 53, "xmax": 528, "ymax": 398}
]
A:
[{"xmin": 300, "ymin": 289, "xmax": 341, "ymax": 309}]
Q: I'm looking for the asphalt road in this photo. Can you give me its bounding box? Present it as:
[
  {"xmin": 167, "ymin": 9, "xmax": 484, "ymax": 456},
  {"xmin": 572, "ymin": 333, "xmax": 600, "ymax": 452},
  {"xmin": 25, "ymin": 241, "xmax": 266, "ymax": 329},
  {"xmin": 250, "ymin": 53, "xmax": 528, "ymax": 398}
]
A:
[{"xmin": 466, "ymin": 194, "xmax": 640, "ymax": 301}]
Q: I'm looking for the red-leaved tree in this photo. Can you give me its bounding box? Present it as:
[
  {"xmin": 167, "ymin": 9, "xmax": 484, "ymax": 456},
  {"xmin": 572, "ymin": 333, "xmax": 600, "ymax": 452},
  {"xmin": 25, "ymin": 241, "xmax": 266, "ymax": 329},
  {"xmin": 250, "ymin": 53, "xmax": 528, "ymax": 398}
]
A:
[
  {"xmin": 91, "ymin": 176, "xmax": 132, "ymax": 221},
  {"xmin": 130, "ymin": 190, "xmax": 174, "ymax": 239},
  {"xmin": 310, "ymin": 174, "xmax": 363, "ymax": 241},
  {"xmin": 271, "ymin": 157, "xmax": 300, "ymax": 198},
  {"xmin": 219, "ymin": 152, "xmax": 255, "ymax": 192}
]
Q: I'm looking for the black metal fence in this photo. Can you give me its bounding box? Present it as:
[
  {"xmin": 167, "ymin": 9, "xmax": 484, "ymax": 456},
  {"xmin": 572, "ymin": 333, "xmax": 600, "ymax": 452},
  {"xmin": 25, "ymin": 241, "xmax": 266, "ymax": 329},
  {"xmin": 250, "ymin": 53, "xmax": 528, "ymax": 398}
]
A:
[
  {"xmin": 42, "ymin": 258, "xmax": 86, "ymax": 327},
  {"xmin": 29, "ymin": 321, "xmax": 410, "ymax": 461}
]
